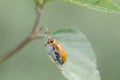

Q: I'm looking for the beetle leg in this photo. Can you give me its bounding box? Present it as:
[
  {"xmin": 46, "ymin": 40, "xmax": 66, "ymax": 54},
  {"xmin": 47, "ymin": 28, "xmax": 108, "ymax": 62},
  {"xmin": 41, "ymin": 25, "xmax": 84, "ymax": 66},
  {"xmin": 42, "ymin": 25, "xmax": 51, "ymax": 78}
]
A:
[
  {"xmin": 48, "ymin": 46, "xmax": 53, "ymax": 55},
  {"xmin": 57, "ymin": 58, "xmax": 63, "ymax": 65},
  {"xmin": 54, "ymin": 52, "xmax": 63, "ymax": 65}
]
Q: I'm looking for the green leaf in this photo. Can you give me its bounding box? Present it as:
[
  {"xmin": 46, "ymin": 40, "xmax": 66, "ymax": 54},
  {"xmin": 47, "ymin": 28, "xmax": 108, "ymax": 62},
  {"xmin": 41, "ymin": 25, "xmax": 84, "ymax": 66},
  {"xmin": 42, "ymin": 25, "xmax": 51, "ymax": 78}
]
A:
[
  {"xmin": 34, "ymin": 0, "xmax": 52, "ymax": 7},
  {"xmin": 63, "ymin": 0, "xmax": 120, "ymax": 13},
  {"xmin": 53, "ymin": 29, "xmax": 101, "ymax": 80}
]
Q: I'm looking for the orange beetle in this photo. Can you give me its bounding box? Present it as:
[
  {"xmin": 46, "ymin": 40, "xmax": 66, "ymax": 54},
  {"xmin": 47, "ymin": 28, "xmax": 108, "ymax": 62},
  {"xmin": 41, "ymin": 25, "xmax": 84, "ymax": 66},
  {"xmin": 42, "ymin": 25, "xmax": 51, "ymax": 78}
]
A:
[{"xmin": 45, "ymin": 37, "xmax": 67, "ymax": 65}]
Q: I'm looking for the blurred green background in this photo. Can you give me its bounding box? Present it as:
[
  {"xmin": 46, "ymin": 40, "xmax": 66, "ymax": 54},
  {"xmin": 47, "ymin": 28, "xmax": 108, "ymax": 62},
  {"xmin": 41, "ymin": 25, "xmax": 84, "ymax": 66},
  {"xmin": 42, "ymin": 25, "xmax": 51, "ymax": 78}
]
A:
[{"xmin": 0, "ymin": 0, "xmax": 120, "ymax": 80}]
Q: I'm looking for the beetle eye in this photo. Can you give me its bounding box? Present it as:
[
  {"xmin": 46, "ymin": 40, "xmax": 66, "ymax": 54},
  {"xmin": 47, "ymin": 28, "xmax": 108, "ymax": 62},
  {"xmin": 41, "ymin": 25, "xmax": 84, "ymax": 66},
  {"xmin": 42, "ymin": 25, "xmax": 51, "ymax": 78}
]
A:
[{"xmin": 50, "ymin": 39, "xmax": 54, "ymax": 43}]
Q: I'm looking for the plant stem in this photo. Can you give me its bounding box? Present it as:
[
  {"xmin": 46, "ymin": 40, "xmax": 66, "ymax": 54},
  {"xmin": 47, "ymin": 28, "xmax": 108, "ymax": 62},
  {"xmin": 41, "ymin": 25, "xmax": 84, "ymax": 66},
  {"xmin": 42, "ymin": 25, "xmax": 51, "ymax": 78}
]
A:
[
  {"xmin": 0, "ymin": 7, "xmax": 43, "ymax": 63},
  {"xmin": 32, "ymin": 7, "xmax": 43, "ymax": 33}
]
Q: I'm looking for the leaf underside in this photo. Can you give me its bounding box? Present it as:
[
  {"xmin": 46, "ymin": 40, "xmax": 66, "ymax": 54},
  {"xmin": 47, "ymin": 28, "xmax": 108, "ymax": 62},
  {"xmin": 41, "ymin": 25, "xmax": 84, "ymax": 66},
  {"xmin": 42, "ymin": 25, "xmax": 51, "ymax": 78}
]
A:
[
  {"xmin": 53, "ymin": 29, "xmax": 101, "ymax": 80},
  {"xmin": 63, "ymin": 0, "xmax": 120, "ymax": 13}
]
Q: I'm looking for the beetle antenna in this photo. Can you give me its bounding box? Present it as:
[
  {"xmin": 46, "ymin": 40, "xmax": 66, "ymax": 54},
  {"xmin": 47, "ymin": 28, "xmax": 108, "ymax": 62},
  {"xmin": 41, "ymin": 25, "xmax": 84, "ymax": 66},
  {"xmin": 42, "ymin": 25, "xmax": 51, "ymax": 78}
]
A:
[
  {"xmin": 44, "ymin": 26, "xmax": 53, "ymax": 38},
  {"xmin": 45, "ymin": 27, "xmax": 49, "ymax": 35}
]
